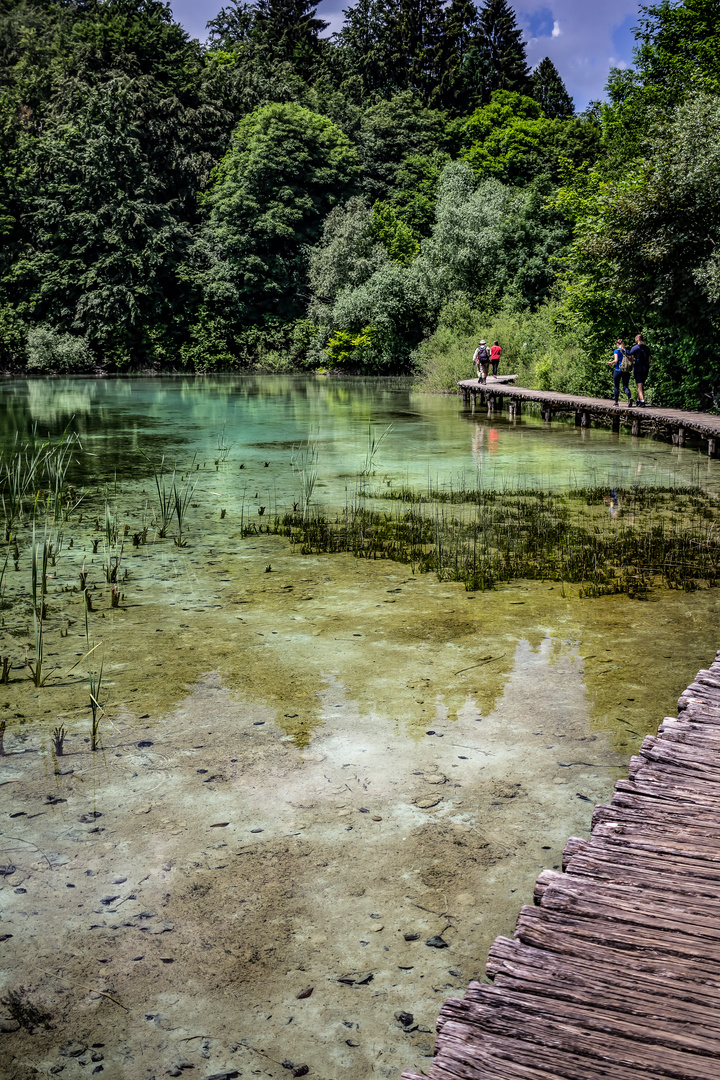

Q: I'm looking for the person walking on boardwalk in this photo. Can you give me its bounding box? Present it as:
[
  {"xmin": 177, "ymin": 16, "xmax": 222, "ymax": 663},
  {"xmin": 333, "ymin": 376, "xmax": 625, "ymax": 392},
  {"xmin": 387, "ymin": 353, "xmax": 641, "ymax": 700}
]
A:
[
  {"xmin": 473, "ymin": 340, "xmax": 490, "ymax": 383},
  {"xmin": 630, "ymin": 333, "xmax": 651, "ymax": 407},
  {"xmin": 608, "ymin": 338, "xmax": 633, "ymax": 407},
  {"xmin": 490, "ymin": 340, "xmax": 502, "ymax": 377}
]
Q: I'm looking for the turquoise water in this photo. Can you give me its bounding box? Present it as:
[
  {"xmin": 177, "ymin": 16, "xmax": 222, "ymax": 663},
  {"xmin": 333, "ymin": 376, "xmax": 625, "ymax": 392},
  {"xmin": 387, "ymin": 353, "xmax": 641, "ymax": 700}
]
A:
[
  {"xmin": 3, "ymin": 375, "xmax": 720, "ymax": 1079},
  {"xmin": 1, "ymin": 375, "xmax": 716, "ymax": 502}
]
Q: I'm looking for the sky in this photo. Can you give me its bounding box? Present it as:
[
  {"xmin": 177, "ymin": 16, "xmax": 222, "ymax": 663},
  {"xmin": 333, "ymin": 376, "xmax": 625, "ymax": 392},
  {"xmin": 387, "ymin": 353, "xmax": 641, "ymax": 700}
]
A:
[{"xmin": 169, "ymin": 0, "xmax": 643, "ymax": 112}]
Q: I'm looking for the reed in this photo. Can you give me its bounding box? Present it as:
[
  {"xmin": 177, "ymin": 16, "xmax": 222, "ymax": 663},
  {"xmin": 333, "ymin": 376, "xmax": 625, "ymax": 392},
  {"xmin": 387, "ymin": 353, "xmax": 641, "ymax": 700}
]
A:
[
  {"xmin": 150, "ymin": 459, "xmax": 175, "ymax": 538},
  {"xmin": 267, "ymin": 484, "xmax": 720, "ymax": 599},
  {"xmin": 361, "ymin": 423, "xmax": 393, "ymax": 477},
  {"xmin": 52, "ymin": 726, "xmax": 66, "ymax": 756},
  {"xmin": 292, "ymin": 436, "xmax": 319, "ymax": 521},
  {"xmin": 172, "ymin": 474, "xmax": 197, "ymax": 547},
  {"xmin": 27, "ymin": 532, "xmax": 53, "ymax": 686}
]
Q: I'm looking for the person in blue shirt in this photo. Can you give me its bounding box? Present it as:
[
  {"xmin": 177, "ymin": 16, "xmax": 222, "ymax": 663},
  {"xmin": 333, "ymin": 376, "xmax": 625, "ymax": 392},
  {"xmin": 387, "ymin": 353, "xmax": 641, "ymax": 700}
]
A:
[
  {"xmin": 630, "ymin": 333, "xmax": 651, "ymax": 407},
  {"xmin": 607, "ymin": 338, "xmax": 632, "ymax": 406}
]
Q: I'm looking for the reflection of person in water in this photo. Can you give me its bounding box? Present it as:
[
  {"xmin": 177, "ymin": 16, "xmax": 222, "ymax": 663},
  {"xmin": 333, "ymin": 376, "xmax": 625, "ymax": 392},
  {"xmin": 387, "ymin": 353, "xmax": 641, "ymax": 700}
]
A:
[{"xmin": 604, "ymin": 489, "xmax": 619, "ymax": 518}]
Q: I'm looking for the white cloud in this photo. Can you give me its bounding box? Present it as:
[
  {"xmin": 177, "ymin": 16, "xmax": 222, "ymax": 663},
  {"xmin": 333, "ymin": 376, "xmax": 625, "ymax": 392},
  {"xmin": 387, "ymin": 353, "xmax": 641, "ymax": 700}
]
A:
[{"xmin": 519, "ymin": 1, "xmax": 639, "ymax": 109}]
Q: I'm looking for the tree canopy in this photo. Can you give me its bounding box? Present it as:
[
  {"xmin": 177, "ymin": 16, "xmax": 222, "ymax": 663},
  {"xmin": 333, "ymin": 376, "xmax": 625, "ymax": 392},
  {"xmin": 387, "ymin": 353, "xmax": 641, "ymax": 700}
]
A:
[{"xmin": 0, "ymin": 0, "xmax": 718, "ymax": 409}]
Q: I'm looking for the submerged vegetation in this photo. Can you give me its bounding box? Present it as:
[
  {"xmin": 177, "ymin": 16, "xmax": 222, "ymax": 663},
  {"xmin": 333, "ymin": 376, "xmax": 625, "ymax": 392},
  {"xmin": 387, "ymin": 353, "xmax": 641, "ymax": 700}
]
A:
[
  {"xmin": 1, "ymin": 406, "xmax": 720, "ymax": 760},
  {"xmin": 263, "ymin": 485, "xmax": 720, "ymax": 599}
]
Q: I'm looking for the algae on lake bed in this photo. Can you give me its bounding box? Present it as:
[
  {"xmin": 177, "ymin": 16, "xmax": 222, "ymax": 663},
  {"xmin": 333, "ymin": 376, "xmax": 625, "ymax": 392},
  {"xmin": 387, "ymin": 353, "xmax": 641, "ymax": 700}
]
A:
[{"xmin": 1, "ymin": 376, "xmax": 720, "ymax": 1080}]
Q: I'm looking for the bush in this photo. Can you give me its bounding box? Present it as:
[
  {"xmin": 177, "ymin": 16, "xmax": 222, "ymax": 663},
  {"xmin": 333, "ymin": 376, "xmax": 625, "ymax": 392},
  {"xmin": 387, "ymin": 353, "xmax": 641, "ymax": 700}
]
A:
[
  {"xmin": 415, "ymin": 300, "xmax": 596, "ymax": 393},
  {"xmin": 26, "ymin": 328, "xmax": 94, "ymax": 373}
]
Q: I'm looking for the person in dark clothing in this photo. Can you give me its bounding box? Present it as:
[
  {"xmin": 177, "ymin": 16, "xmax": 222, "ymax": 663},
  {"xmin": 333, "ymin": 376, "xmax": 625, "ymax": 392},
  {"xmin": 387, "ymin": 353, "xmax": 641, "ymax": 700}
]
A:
[
  {"xmin": 607, "ymin": 338, "xmax": 632, "ymax": 406},
  {"xmin": 630, "ymin": 333, "xmax": 651, "ymax": 406}
]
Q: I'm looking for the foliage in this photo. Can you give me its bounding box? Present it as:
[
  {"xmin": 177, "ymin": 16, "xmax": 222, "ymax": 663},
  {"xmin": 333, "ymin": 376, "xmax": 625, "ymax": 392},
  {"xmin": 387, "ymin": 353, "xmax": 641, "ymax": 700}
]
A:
[
  {"xmin": 557, "ymin": 92, "xmax": 720, "ymax": 410},
  {"xmin": 26, "ymin": 328, "xmax": 94, "ymax": 373},
  {"xmin": 415, "ymin": 299, "xmax": 594, "ymax": 393},
  {"xmin": 0, "ymin": 0, "xmax": 714, "ymax": 388},
  {"xmin": 530, "ymin": 57, "xmax": 575, "ymax": 119},
  {"xmin": 197, "ymin": 101, "xmax": 360, "ymax": 325}
]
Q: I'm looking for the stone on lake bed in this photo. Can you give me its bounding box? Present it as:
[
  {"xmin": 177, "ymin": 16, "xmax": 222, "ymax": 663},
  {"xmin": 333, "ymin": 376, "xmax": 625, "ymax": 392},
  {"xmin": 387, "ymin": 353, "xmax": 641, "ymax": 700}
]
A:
[{"xmin": 426, "ymin": 935, "xmax": 449, "ymax": 948}]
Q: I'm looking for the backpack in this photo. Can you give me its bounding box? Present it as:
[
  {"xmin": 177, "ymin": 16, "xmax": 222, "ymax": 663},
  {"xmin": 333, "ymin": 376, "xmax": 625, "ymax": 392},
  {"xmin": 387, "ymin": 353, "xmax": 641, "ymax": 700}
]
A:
[
  {"xmin": 475, "ymin": 345, "xmax": 490, "ymax": 364},
  {"xmin": 620, "ymin": 351, "xmax": 633, "ymax": 374}
]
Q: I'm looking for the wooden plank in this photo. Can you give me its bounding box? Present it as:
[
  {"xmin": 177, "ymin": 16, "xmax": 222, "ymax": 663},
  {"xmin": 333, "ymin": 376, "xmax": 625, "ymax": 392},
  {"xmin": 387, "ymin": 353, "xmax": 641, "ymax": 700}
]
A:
[
  {"xmin": 437, "ymin": 999, "xmax": 720, "ymax": 1078},
  {"xmin": 427, "ymin": 1030, "xmax": 666, "ymax": 1080},
  {"xmin": 515, "ymin": 903, "xmax": 720, "ymax": 965},
  {"xmin": 485, "ymin": 939, "xmax": 720, "ymax": 1007}
]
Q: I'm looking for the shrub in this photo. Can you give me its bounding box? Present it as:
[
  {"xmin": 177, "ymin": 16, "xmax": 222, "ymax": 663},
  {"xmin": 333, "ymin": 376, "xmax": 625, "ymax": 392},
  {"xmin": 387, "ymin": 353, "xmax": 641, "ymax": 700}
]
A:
[{"xmin": 26, "ymin": 327, "xmax": 94, "ymax": 373}]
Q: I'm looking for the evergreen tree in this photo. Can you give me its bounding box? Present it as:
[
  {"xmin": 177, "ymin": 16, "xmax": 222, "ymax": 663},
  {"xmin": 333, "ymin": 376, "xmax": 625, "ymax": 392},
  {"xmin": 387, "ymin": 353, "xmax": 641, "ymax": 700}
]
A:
[
  {"xmin": 470, "ymin": 0, "xmax": 529, "ymax": 102},
  {"xmin": 336, "ymin": 0, "xmax": 402, "ymax": 99},
  {"xmin": 529, "ymin": 56, "xmax": 574, "ymax": 118},
  {"xmin": 389, "ymin": 0, "xmax": 446, "ymax": 105},
  {"xmin": 253, "ymin": 0, "xmax": 329, "ymax": 77},
  {"xmin": 435, "ymin": 0, "xmax": 480, "ymax": 111}
]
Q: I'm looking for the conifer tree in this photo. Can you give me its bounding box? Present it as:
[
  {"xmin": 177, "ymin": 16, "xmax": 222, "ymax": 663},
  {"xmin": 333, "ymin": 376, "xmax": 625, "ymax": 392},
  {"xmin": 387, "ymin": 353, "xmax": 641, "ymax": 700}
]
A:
[
  {"xmin": 253, "ymin": 0, "xmax": 329, "ymax": 74},
  {"xmin": 529, "ymin": 56, "xmax": 574, "ymax": 118},
  {"xmin": 472, "ymin": 0, "xmax": 529, "ymax": 101},
  {"xmin": 389, "ymin": 0, "xmax": 446, "ymax": 104},
  {"xmin": 436, "ymin": 0, "xmax": 480, "ymax": 110}
]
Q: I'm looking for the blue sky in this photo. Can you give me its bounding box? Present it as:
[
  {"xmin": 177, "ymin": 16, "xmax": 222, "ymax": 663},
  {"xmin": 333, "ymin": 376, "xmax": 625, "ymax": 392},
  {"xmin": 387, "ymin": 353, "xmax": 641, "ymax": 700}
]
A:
[{"xmin": 170, "ymin": 0, "xmax": 642, "ymax": 112}]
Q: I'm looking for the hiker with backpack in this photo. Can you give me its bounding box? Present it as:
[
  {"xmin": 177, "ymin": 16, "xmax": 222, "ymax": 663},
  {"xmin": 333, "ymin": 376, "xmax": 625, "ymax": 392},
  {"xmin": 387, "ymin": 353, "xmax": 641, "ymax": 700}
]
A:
[
  {"xmin": 473, "ymin": 340, "xmax": 491, "ymax": 383},
  {"xmin": 607, "ymin": 338, "xmax": 633, "ymax": 407},
  {"xmin": 630, "ymin": 333, "xmax": 651, "ymax": 407}
]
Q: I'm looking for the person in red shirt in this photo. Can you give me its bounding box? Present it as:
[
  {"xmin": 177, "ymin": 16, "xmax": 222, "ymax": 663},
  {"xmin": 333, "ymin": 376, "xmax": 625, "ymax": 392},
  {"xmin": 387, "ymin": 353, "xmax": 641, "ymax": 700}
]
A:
[{"xmin": 490, "ymin": 340, "xmax": 502, "ymax": 377}]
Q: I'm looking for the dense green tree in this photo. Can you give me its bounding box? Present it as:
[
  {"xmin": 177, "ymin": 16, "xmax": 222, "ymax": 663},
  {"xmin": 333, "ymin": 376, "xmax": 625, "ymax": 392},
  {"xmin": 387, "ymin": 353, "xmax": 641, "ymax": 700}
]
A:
[
  {"xmin": 435, "ymin": 0, "xmax": 481, "ymax": 110},
  {"xmin": 253, "ymin": 0, "xmax": 329, "ymax": 79},
  {"xmin": 558, "ymin": 93, "xmax": 720, "ymax": 409},
  {"xmin": 356, "ymin": 91, "xmax": 447, "ymax": 200},
  {"xmin": 197, "ymin": 102, "xmax": 360, "ymax": 333},
  {"xmin": 634, "ymin": 0, "xmax": 720, "ymax": 97},
  {"xmin": 465, "ymin": 0, "xmax": 529, "ymax": 104},
  {"xmin": 530, "ymin": 56, "xmax": 574, "ymax": 118},
  {"xmin": 0, "ymin": 0, "xmax": 225, "ymax": 366},
  {"xmin": 386, "ymin": 150, "xmax": 451, "ymax": 237}
]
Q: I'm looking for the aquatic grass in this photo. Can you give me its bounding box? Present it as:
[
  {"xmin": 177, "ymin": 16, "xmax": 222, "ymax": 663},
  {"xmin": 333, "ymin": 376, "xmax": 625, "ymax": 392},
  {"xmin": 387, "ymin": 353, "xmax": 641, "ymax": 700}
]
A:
[
  {"xmin": 26, "ymin": 531, "xmax": 54, "ymax": 686},
  {"xmin": 171, "ymin": 474, "xmax": 197, "ymax": 547},
  {"xmin": 292, "ymin": 436, "xmax": 319, "ymax": 521},
  {"xmin": 267, "ymin": 484, "xmax": 720, "ymax": 599},
  {"xmin": 361, "ymin": 423, "xmax": 393, "ymax": 477},
  {"xmin": 148, "ymin": 458, "xmax": 175, "ymax": 538}
]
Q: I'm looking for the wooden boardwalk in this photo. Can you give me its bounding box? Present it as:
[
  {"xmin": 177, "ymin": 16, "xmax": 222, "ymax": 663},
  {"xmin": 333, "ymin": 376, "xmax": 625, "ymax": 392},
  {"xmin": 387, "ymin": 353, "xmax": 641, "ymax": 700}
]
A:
[
  {"xmin": 457, "ymin": 380, "xmax": 720, "ymax": 454},
  {"xmin": 403, "ymin": 653, "xmax": 720, "ymax": 1080}
]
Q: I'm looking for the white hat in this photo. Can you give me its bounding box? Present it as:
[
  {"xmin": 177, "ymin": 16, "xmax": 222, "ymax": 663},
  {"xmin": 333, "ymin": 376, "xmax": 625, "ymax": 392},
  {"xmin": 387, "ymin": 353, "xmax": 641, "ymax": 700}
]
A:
[{"xmin": 479, "ymin": 340, "xmax": 486, "ymax": 345}]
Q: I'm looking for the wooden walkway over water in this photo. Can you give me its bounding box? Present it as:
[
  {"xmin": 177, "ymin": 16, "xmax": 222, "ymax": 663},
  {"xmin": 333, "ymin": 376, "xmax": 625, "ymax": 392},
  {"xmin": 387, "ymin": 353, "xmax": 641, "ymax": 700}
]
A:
[
  {"xmin": 457, "ymin": 379, "xmax": 720, "ymax": 454},
  {"xmin": 403, "ymin": 653, "xmax": 720, "ymax": 1080}
]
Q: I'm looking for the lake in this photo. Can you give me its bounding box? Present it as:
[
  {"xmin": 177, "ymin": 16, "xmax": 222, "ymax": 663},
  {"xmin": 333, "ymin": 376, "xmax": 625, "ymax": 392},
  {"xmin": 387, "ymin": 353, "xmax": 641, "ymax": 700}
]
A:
[{"xmin": 1, "ymin": 375, "xmax": 718, "ymax": 1079}]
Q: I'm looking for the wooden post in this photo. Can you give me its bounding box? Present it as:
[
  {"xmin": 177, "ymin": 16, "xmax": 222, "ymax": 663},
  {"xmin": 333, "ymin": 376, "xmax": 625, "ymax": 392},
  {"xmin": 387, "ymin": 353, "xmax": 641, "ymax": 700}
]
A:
[
  {"xmin": 632, "ymin": 417, "xmax": 641, "ymax": 437},
  {"xmin": 470, "ymin": 389, "xmax": 476, "ymax": 413},
  {"xmin": 581, "ymin": 411, "xmax": 591, "ymax": 428},
  {"xmin": 709, "ymin": 438, "xmax": 717, "ymax": 458},
  {"xmin": 542, "ymin": 407, "xmax": 552, "ymax": 423},
  {"xmin": 574, "ymin": 411, "xmax": 582, "ymax": 427},
  {"xmin": 612, "ymin": 414, "xmax": 620, "ymax": 433},
  {"xmin": 677, "ymin": 427, "xmax": 685, "ymax": 447},
  {"xmin": 487, "ymin": 395, "xmax": 495, "ymax": 414}
]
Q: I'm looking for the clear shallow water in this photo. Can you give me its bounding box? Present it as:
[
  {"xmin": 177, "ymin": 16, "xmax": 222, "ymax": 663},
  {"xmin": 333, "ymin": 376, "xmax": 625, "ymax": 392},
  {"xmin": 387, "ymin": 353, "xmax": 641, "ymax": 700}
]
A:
[
  {"xmin": 1, "ymin": 374, "xmax": 717, "ymax": 502},
  {"xmin": 2, "ymin": 376, "xmax": 720, "ymax": 1078}
]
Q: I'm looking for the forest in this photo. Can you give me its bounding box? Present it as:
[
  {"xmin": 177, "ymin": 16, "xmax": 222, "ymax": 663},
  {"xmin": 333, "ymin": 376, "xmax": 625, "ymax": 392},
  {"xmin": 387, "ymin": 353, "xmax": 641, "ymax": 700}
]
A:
[{"xmin": 0, "ymin": 0, "xmax": 719, "ymax": 408}]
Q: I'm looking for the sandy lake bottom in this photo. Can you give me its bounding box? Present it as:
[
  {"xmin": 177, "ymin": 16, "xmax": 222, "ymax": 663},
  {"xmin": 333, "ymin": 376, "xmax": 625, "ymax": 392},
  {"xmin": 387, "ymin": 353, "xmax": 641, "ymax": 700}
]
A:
[{"xmin": 1, "ymin": 376, "xmax": 720, "ymax": 1080}]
